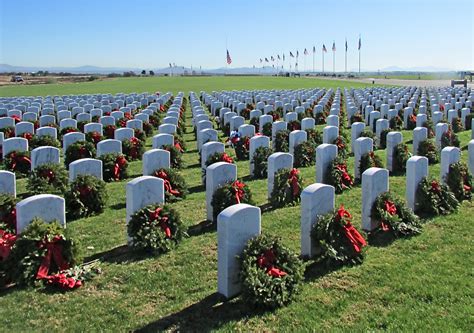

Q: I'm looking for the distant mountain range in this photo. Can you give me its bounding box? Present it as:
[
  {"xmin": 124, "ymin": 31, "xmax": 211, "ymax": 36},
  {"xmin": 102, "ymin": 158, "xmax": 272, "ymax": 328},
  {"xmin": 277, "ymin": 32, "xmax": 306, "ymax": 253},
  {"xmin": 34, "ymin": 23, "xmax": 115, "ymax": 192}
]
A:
[{"xmin": 0, "ymin": 63, "xmax": 460, "ymax": 75}]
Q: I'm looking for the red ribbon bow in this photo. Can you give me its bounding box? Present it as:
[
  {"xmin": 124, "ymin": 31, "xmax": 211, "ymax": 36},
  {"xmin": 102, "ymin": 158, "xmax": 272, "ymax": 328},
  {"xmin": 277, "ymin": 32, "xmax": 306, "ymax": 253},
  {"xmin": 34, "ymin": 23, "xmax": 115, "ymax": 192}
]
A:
[
  {"xmin": 78, "ymin": 185, "xmax": 92, "ymax": 198},
  {"xmin": 36, "ymin": 235, "xmax": 70, "ymax": 280},
  {"xmin": 464, "ymin": 185, "xmax": 472, "ymax": 193},
  {"xmin": 2, "ymin": 207, "xmax": 17, "ymax": 232},
  {"xmin": 46, "ymin": 273, "xmax": 82, "ymax": 290},
  {"xmin": 288, "ymin": 168, "xmax": 301, "ymax": 197},
  {"xmin": 335, "ymin": 205, "xmax": 366, "ymax": 253},
  {"xmin": 22, "ymin": 132, "xmax": 33, "ymax": 141},
  {"xmin": 91, "ymin": 132, "xmax": 102, "ymax": 144},
  {"xmin": 40, "ymin": 169, "xmax": 55, "ymax": 183},
  {"xmin": 335, "ymin": 164, "xmax": 353, "ymax": 188},
  {"xmin": 148, "ymin": 207, "xmax": 171, "ymax": 238},
  {"xmin": 221, "ymin": 153, "xmax": 234, "ymax": 164},
  {"xmin": 231, "ymin": 180, "xmax": 245, "ymax": 204},
  {"xmin": 384, "ymin": 200, "xmax": 397, "ymax": 216},
  {"xmin": 0, "ymin": 229, "xmax": 17, "ymax": 261},
  {"xmin": 157, "ymin": 170, "xmax": 180, "ymax": 196},
  {"xmin": 174, "ymin": 142, "xmax": 184, "ymax": 153},
  {"xmin": 113, "ymin": 156, "xmax": 127, "ymax": 180},
  {"xmin": 431, "ymin": 180, "xmax": 441, "ymax": 193},
  {"xmin": 10, "ymin": 152, "xmax": 31, "ymax": 171},
  {"xmin": 409, "ymin": 114, "xmax": 417, "ymax": 123},
  {"xmin": 256, "ymin": 249, "xmax": 287, "ymax": 278}
]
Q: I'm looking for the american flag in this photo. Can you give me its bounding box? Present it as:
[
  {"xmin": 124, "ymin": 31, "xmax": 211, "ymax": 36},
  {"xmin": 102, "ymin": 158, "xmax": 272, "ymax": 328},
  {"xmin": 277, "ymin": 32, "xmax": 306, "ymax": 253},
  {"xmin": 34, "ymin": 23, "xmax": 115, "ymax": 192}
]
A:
[
  {"xmin": 283, "ymin": 54, "xmax": 286, "ymax": 61},
  {"xmin": 345, "ymin": 39, "xmax": 348, "ymax": 52},
  {"xmin": 260, "ymin": 58, "xmax": 263, "ymax": 63},
  {"xmin": 332, "ymin": 42, "xmax": 336, "ymax": 52},
  {"xmin": 358, "ymin": 36, "xmax": 362, "ymax": 50},
  {"xmin": 296, "ymin": 50, "xmax": 299, "ymax": 58},
  {"xmin": 265, "ymin": 57, "xmax": 269, "ymax": 62},
  {"xmin": 226, "ymin": 49, "xmax": 232, "ymax": 65},
  {"xmin": 304, "ymin": 48, "xmax": 308, "ymax": 55},
  {"xmin": 322, "ymin": 44, "xmax": 327, "ymax": 52},
  {"xmin": 271, "ymin": 56, "xmax": 275, "ymax": 61},
  {"xmin": 277, "ymin": 54, "xmax": 281, "ymax": 60},
  {"xmin": 289, "ymin": 51, "xmax": 294, "ymax": 58},
  {"xmin": 313, "ymin": 46, "xmax": 316, "ymax": 53}
]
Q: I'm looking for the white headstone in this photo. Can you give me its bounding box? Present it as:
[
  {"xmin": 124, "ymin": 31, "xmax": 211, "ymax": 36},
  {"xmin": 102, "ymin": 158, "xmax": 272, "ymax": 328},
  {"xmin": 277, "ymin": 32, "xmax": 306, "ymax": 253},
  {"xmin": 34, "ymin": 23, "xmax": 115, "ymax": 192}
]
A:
[
  {"xmin": 2, "ymin": 137, "xmax": 28, "ymax": 158},
  {"xmin": 0, "ymin": 170, "xmax": 16, "ymax": 197},
  {"xmin": 351, "ymin": 122, "xmax": 365, "ymax": 153},
  {"xmin": 68, "ymin": 158, "xmax": 103, "ymax": 181},
  {"xmin": 16, "ymin": 194, "xmax": 66, "ymax": 234},
  {"xmin": 354, "ymin": 137, "xmax": 374, "ymax": 180},
  {"xmin": 289, "ymin": 130, "xmax": 307, "ymax": 155},
  {"xmin": 440, "ymin": 147, "xmax": 461, "ymax": 184},
  {"xmin": 63, "ymin": 132, "xmax": 85, "ymax": 152},
  {"xmin": 97, "ymin": 139, "xmax": 122, "ymax": 157},
  {"xmin": 315, "ymin": 144, "xmax": 338, "ymax": 183},
  {"xmin": 267, "ymin": 152, "xmax": 293, "ymax": 199},
  {"xmin": 142, "ymin": 149, "xmax": 170, "ymax": 176},
  {"xmin": 362, "ymin": 168, "xmax": 389, "ymax": 231},
  {"xmin": 386, "ymin": 131, "xmax": 403, "ymax": 172},
  {"xmin": 152, "ymin": 133, "xmax": 174, "ymax": 149},
  {"xmin": 413, "ymin": 127, "xmax": 428, "ymax": 155},
  {"xmin": 206, "ymin": 162, "xmax": 237, "ymax": 221},
  {"xmin": 126, "ymin": 176, "xmax": 165, "ymax": 224},
  {"xmin": 249, "ymin": 135, "xmax": 270, "ymax": 177},
  {"xmin": 31, "ymin": 146, "xmax": 60, "ymax": 169},
  {"xmin": 405, "ymin": 156, "xmax": 428, "ymax": 211}
]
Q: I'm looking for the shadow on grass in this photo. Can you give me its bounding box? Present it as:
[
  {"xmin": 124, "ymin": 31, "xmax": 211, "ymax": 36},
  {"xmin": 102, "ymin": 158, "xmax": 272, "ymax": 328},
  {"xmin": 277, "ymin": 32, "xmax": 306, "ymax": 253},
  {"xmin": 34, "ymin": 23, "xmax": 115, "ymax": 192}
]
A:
[
  {"xmin": 188, "ymin": 184, "xmax": 205, "ymax": 194},
  {"xmin": 258, "ymin": 202, "xmax": 274, "ymax": 214},
  {"xmin": 136, "ymin": 292, "xmax": 266, "ymax": 332},
  {"xmin": 304, "ymin": 258, "xmax": 344, "ymax": 282},
  {"xmin": 186, "ymin": 162, "xmax": 201, "ymax": 169},
  {"xmin": 110, "ymin": 202, "xmax": 126, "ymax": 210},
  {"xmin": 85, "ymin": 244, "xmax": 152, "ymax": 264},
  {"xmin": 187, "ymin": 219, "xmax": 216, "ymax": 237},
  {"xmin": 367, "ymin": 231, "xmax": 397, "ymax": 247},
  {"xmin": 0, "ymin": 280, "xmax": 19, "ymax": 297}
]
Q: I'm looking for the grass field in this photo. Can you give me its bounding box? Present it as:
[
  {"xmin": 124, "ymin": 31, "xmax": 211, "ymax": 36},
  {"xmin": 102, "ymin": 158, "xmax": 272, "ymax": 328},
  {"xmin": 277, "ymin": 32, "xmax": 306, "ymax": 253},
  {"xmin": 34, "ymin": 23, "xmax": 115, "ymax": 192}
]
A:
[
  {"xmin": 0, "ymin": 76, "xmax": 371, "ymax": 97},
  {"xmin": 0, "ymin": 77, "xmax": 473, "ymax": 331}
]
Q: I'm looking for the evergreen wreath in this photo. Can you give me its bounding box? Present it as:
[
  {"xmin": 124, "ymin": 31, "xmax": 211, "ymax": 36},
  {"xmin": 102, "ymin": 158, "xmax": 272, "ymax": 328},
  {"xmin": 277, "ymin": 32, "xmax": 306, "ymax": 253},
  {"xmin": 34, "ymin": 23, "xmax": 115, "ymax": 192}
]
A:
[
  {"xmin": 4, "ymin": 218, "xmax": 80, "ymax": 287},
  {"xmin": 202, "ymin": 152, "xmax": 235, "ymax": 183},
  {"xmin": 251, "ymin": 146, "xmax": 273, "ymax": 179},
  {"xmin": 379, "ymin": 129, "xmax": 391, "ymax": 149},
  {"xmin": 392, "ymin": 143, "xmax": 411, "ymax": 174},
  {"xmin": 77, "ymin": 121, "xmax": 88, "ymax": 132},
  {"xmin": 0, "ymin": 193, "xmax": 18, "ymax": 234},
  {"xmin": 162, "ymin": 144, "xmax": 183, "ymax": 169},
  {"xmin": 417, "ymin": 139, "xmax": 439, "ymax": 164},
  {"xmin": 287, "ymin": 120, "xmax": 301, "ymax": 132},
  {"xmin": 27, "ymin": 163, "xmax": 69, "ymax": 196},
  {"xmin": 270, "ymin": 168, "xmax": 303, "ymax": 208},
  {"xmin": 262, "ymin": 122, "xmax": 272, "ymax": 137},
  {"xmin": 415, "ymin": 177, "xmax": 459, "ymax": 216},
  {"xmin": 19, "ymin": 132, "xmax": 34, "ymax": 143},
  {"xmin": 233, "ymin": 136, "xmax": 250, "ymax": 161},
  {"xmin": 29, "ymin": 135, "xmax": 61, "ymax": 150},
  {"xmin": 64, "ymin": 141, "xmax": 96, "ymax": 167},
  {"xmin": 142, "ymin": 121, "xmax": 154, "ymax": 136},
  {"xmin": 99, "ymin": 153, "xmax": 128, "ymax": 181},
  {"xmin": 327, "ymin": 156, "xmax": 354, "ymax": 193},
  {"xmin": 239, "ymin": 234, "xmax": 304, "ymax": 309},
  {"xmin": 440, "ymin": 128, "xmax": 460, "ymax": 149},
  {"xmin": 350, "ymin": 113, "xmax": 363, "ymax": 124},
  {"xmin": 267, "ymin": 110, "xmax": 282, "ymax": 122},
  {"xmin": 465, "ymin": 113, "xmax": 473, "ymax": 130},
  {"xmin": 249, "ymin": 117, "xmax": 259, "ymax": 130},
  {"xmin": 222, "ymin": 122, "xmax": 230, "ymax": 136},
  {"xmin": 240, "ymin": 108, "xmax": 250, "ymax": 120},
  {"xmin": 122, "ymin": 137, "xmax": 145, "ymax": 161},
  {"xmin": 293, "ymin": 141, "xmax": 315, "ymax": 167},
  {"xmin": 85, "ymin": 131, "xmax": 104, "ymax": 146},
  {"xmin": 148, "ymin": 114, "xmax": 160, "ymax": 127},
  {"xmin": 451, "ymin": 117, "xmax": 464, "ymax": 133},
  {"xmin": 127, "ymin": 204, "xmax": 186, "ymax": 254},
  {"xmin": 371, "ymin": 192, "xmax": 421, "ymax": 237},
  {"xmin": 133, "ymin": 128, "xmax": 146, "ymax": 142},
  {"xmin": 104, "ymin": 124, "xmax": 117, "ymax": 139},
  {"xmin": 152, "ymin": 168, "xmax": 188, "ymax": 202},
  {"xmin": 174, "ymin": 135, "xmax": 186, "ymax": 153},
  {"xmin": 3, "ymin": 151, "xmax": 31, "ymax": 176},
  {"xmin": 406, "ymin": 114, "xmax": 417, "ymax": 130},
  {"xmin": 315, "ymin": 111, "xmax": 328, "ymax": 125},
  {"xmin": 422, "ymin": 119, "xmax": 435, "ymax": 138},
  {"xmin": 211, "ymin": 180, "xmax": 254, "ymax": 222},
  {"xmin": 274, "ymin": 130, "xmax": 290, "ymax": 152},
  {"xmin": 389, "ymin": 115, "xmax": 403, "ymax": 130},
  {"xmin": 305, "ymin": 128, "xmax": 322, "ymax": 146},
  {"xmin": 60, "ymin": 127, "xmax": 79, "ymax": 139},
  {"xmin": 333, "ymin": 136, "xmax": 348, "ymax": 159},
  {"xmin": 0, "ymin": 127, "xmax": 15, "ymax": 139},
  {"xmin": 311, "ymin": 205, "xmax": 366, "ymax": 265},
  {"xmin": 359, "ymin": 151, "xmax": 383, "ymax": 178},
  {"xmin": 445, "ymin": 162, "xmax": 473, "ymax": 202},
  {"xmin": 65, "ymin": 174, "xmax": 108, "ymax": 219}
]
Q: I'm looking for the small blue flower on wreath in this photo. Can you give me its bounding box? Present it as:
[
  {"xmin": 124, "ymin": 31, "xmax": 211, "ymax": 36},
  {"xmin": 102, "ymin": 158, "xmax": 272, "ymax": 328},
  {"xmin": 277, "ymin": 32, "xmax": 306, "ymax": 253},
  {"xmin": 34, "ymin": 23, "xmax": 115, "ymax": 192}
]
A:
[{"xmin": 227, "ymin": 131, "xmax": 241, "ymax": 148}]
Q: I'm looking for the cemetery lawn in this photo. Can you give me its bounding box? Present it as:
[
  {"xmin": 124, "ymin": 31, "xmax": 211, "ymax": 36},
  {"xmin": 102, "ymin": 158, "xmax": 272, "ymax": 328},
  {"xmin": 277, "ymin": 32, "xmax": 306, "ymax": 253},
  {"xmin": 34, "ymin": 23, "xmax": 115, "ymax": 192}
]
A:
[{"xmin": 0, "ymin": 78, "xmax": 473, "ymax": 331}]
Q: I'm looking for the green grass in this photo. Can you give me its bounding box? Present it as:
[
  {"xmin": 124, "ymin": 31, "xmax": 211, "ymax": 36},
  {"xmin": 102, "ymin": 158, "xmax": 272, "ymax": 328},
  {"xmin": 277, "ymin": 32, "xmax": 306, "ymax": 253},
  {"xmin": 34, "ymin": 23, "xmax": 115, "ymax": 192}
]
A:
[
  {"xmin": 1, "ymin": 78, "xmax": 473, "ymax": 331},
  {"xmin": 0, "ymin": 76, "xmax": 370, "ymax": 97}
]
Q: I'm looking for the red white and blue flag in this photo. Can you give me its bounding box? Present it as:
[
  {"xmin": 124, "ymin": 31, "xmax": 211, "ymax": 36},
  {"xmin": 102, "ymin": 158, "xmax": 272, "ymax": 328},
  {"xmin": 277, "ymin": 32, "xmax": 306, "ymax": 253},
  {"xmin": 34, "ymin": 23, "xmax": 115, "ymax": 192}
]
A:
[
  {"xmin": 332, "ymin": 42, "xmax": 336, "ymax": 52},
  {"xmin": 358, "ymin": 36, "xmax": 362, "ymax": 50},
  {"xmin": 289, "ymin": 51, "xmax": 294, "ymax": 58},
  {"xmin": 304, "ymin": 48, "xmax": 308, "ymax": 55},
  {"xmin": 226, "ymin": 49, "xmax": 232, "ymax": 64},
  {"xmin": 322, "ymin": 44, "xmax": 327, "ymax": 52}
]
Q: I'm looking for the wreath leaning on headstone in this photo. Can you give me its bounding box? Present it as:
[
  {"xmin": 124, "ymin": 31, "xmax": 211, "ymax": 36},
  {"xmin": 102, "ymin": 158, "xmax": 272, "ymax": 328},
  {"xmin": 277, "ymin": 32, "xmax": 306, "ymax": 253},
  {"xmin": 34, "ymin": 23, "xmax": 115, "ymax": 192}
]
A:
[
  {"xmin": 389, "ymin": 115, "xmax": 403, "ymax": 130},
  {"xmin": 274, "ymin": 130, "xmax": 290, "ymax": 153},
  {"xmin": 311, "ymin": 205, "xmax": 366, "ymax": 266},
  {"xmin": 0, "ymin": 193, "xmax": 17, "ymax": 235},
  {"xmin": 333, "ymin": 135, "xmax": 348, "ymax": 159},
  {"xmin": 270, "ymin": 168, "xmax": 303, "ymax": 208},
  {"xmin": 417, "ymin": 139, "xmax": 439, "ymax": 164},
  {"xmin": 99, "ymin": 153, "xmax": 128, "ymax": 181},
  {"xmin": 415, "ymin": 177, "xmax": 459, "ymax": 216},
  {"xmin": 371, "ymin": 191, "xmax": 421, "ymax": 238},
  {"xmin": 359, "ymin": 151, "xmax": 384, "ymax": 177},
  {"xmin": 327, "ymin": 156, "xmax": 354, "ymax": 193},
  {"xmin": 239, "ymin": 234, "xmax": 304, "ymax": 309},
  {"xmin": 64, "ymin": 141, "xmax": 96, "ymax": 168},
  {"xmin": 152, "ymin": 168, "xmax": 188, "ymax": 202},
  {"xmin": 65, "ymin": 174, "xmax": 108, "ymax": 219},
  {"xmin": 451, "ymin": 117, "xmax": 464, "ymax": 133},
  {"xmin": 29, "ymin": 135, "xmax": 61, "ymax": 150},
  {"xmin": 3, "ymin": 151, "xmax": 31, "ymax": 176},
  {"xmin": 122, "ymin": 137, "xmax": 145, "ymax": 161},
  {"xmin": 202, "ymin": 151, "xmax": 234, "ymax": 183},
  {"xmin": 293, "ymin": 141, "xmax": 316, "ymax": 167},
  {"xmin": 441, "ymin": 128, "xmax": 460, "ymax": 149},
  {"xmin": 211, "ymin": 180, "xmax": 254, "ymax": 222},
  {"xmin": 127, "ymin": 204, "xmax": 186, "ymax": 254},
  {"xmin": 104, "ymin": 124, "xmax": 117, "ymax": 139},
  {"xmin": 0, "ymin": 126, "xmax": 15, "ymax": 139},
  {"xmin": 392, "ymin": 143, "xmax": 411, "ymax": 174},
  {"xmin": 379, "ymin": 129, "xmax": 391, "ymax": 149},
  {"xmin": 262, "ymin": 122, "xmax": 272, "ymax": 137},
  {"xmin": 85, "ymin": 131, "xmax": 104, "ymax": 146},
  {"xmin": 305, "ymin": 128, "xmax": 323, "ymax": 146},
  {"xmin": 251, "ymin": 146, "xmax": 273, "ymax": 179},
  {"xmin": 162, "ymin": 144, "xmax": 183, "ymax": 169},
  {"xmin": 27, "ymin": 163, "xmax": 69, "ymax": 196},
  {"xmin": 445, "ymin": 162, "xmax": 473, "ymax": 202}
]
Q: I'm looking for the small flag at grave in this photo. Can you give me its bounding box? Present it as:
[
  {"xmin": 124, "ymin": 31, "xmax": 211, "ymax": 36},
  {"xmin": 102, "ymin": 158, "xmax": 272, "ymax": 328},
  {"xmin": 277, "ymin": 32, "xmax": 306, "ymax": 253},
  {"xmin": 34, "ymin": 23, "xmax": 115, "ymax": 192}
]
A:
[
  {"xmin": 296, "ymin": 50, "xmax": 299, "ymax": 58},
  {"xmin": 226, "ymin": 50, "xmax": 232, "ymax": 64},
  {"xmin": 277, "ymin": 54, "xmax": 281, "ymax": 60}
]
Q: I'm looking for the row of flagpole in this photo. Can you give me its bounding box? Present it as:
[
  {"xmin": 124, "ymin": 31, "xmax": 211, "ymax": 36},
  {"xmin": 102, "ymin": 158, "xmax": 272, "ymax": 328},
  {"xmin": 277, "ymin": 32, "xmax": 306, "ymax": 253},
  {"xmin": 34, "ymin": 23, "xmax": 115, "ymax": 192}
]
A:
[{"xmin": 254, "ymin": 36, "xmax": 362, "ymax": 74}]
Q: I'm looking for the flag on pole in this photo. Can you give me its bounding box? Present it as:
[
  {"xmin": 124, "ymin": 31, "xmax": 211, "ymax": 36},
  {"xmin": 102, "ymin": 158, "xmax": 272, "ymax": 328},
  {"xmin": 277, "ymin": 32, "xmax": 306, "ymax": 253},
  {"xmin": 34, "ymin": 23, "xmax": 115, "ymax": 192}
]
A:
[
  {"xmin": 169, "ymin": 63, "xmax": 172, "ymax": 67},
  {"xmin": 226, "ymin": 49, "xmax": 232, "ymax": 65},
  {"xmin": 271, "ymin": 56, "xmax": 275, "ymax": 61},
  {"xmin": 332, "ymin": 42, "xmax": 336, "ymax": 52},
  {"xmin": 358, "ymin": 36, "xmax": 362, "ymax": 50},
  {"xmin": 277, "ymin": 54, "xmax": 281, "ymax": 60},
  {"xmin": 313, "ymin": 46, "xmax": 316, "ymax": 53},
  {"xmin": 265, "ymin": 57, "xmax": 269, "ymax": 62},
  {"xmin": 283, "ymin": 54, "xmax": 286, "ymax": 61},
  {"xmin": 260, "ymin": 58, "xmax": 263, "ymax": 63},
  {"xmin": 304, "ymin": 48, "xmax": 308, "ymax": 55},
  {"xmin": 345, "ymin": 39, "xmax": 348, "ymax": 52},
  {"xmin": 296, "ymin": 50, "xmax": 299, "ymax": 58},
  {"xmin": 290, "ymin": 51, "xmax": 294, "ymax": 58},
  {"xmin": 322, "ymin": 44, "xmax": 327, "ymax": 52}
]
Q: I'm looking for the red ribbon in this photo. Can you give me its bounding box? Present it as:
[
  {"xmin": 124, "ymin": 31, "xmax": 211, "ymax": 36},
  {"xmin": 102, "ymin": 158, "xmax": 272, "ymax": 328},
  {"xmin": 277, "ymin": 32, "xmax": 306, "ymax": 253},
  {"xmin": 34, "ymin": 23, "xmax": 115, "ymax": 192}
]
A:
[
  {"xmin": 156, "ymin": 170, "xmax": 180, "ymax": 196},
  {"xmin": 271, "ymin": 114, "xmax": 279, "ymax": 121},
  {"xmin": 244, "ymin": 137, "xmax": 250, "ymax": 151},
  {"xmin": 335, "ymin": 164, "xmax": 353, "ymax": 188},
  {"xmin": 77, "ymin": 185, "xmax": 92, "ymax": 198},
  {"xmin": 9, "ymin": 152, "xmax": 31, "ymax": 171},
  {"xmin": 336, "ymin": 137, "xmax": 345, "ymax": 150},
  {"xmin": 464, "ymin": 185, "xmax": 472, "ymax": 192},
  {"xmin": 22, "ymin": 132, "xmax": 33, "ymax": 141},
  {"xmin": 11, "ymin": 115, "xmax": 21, "ymax": 123},
  {"xmin": 148, "ymin": 207, "xmax": 171, "ymax": 238},
  {"xmin": 40, "ymin": 169, "xmax": 55, "ymax": 183},
  {"xmin": 46, "ymin": 273, "xmax": 82, "ymax": 290},
  {"xmin": 335, "ymin": 205, "xmax": 366, "ymax": 253},
  {"xmin": 256, "ymin": 249, "xmax": 287, "ymax": 278},
  {"xmin": 335, "ymin": 204, "xmax": 352, "ymax": 223},
  {"xmin": 91, "ymin": 132, "xmax": 102, "ymax": 144},
  {"xmin": 384, "ymin": 200, "xmax": 397, "ymax": 216},
  {"xmin": 409, "ymin": 114, "xmax": 417, "ymax": 123},
  {"xmin": 221, "ymin": 153, "xmax": 234, "ymax": 164},
  {"xmin": 113, "ymin": 156, "xmax": 127, "ymax": 180},
  {"xmin": 36, "ymin": 236, "xmax": 70, "ymax": 280},
  {"xmin": 0, "ymin": 229, "xmax": 17, "ymax": 261},
  {"xmin": 431, "ymin": 180, "xmax": 441, "ymax": 193},
  {"xmin": 288, "ymin": 168, "xmax": 301, "ymax": 197},
  {"xmin": 2, "ymin": 207, "xmax": 16, "ymax": 232},
  {"xmin": 231, "ymin": 180, "xmax": 245, "ymax": 204},
  {"xmin": 174, "ymin": 142, "xmax": 184, "ymax": 153}
]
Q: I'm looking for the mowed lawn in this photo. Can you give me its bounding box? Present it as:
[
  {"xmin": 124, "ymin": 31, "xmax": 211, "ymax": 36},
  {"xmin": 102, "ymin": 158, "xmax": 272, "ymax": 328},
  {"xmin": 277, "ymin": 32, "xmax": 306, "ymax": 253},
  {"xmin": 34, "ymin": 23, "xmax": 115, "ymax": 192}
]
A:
[{"xmin": 0, "ymin": 77, "xmax": 473, "ymax": 331}]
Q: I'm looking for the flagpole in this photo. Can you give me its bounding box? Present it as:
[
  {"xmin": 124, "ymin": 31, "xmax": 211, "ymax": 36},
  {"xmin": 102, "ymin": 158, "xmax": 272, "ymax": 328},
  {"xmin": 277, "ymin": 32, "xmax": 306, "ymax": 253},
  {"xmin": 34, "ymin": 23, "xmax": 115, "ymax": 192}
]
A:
[
  {"xmin": 333, "ymin": 41, "xmax": 335, "ymax": 75},
  {"xmin": 312, "ymin": 51, "xmax": 315, "ymax": 73},
  {"xmin": 358, "ymin": 34, "xmax": 361, "ymax": 74},
  {"xmin": 345, "ymin": 40, "xmax": 347, "ymax": 74},
  {"xmin": 322, "ymin": 50, "xmax": 324, "ymax": 73}
]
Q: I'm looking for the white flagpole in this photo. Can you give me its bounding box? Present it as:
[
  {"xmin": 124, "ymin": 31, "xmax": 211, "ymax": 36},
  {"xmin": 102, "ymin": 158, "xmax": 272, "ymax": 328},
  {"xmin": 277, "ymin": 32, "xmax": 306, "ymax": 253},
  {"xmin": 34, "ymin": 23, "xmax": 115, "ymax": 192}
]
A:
[
  {"xmin": 322, "ymin": 50, "xmax": 325, "ymax": 73},
  {"xmin": 312, "ymin": 50, "xmax": 315, "ymax": 73}
]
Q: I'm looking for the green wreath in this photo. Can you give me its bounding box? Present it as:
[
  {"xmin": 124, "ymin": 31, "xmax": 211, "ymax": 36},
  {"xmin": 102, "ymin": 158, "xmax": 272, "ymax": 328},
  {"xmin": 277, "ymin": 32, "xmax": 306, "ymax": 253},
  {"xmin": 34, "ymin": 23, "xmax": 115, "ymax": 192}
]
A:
[
  {"xmin": 4, "ymin": 218, "xmax": 80, "ymax": 287},
  {"xmin": 133, "ymin": 128, "xmax": 146, "ymax": 142},
  {"xmin": 451, "ymin": 118, "xmax": 464, "ymax": 133},
  {"xmin": 406, "ymin": 114, "xmax": 417, "ymax": 130},
  {"xmin": 315, "ymin": 111, "xmax": 328, "ymax": 125},
  {"xmin": 64, "ymin": 141, "xmax": 96, "ymax": 167},
  {"xmin": 3, "ymin": 151, "xmax": 31, "ymax": 176},
  {"xmin": 445, "ymin": 162, "xmax": 473, "ymax": 201},
  {"xmin": 162, "ymin": 144, "xmax": 183, "ymax": 169},
  {"xmin": 359, "ymin": 129, "xmax": 375, "ymax": 141},
  {"xmin": 148, "ymin": 114, "xmax": 160, "ymax": 127},
  {"xmin": 142, "ymin": 121, "xmax": 154, "ymax": 136},
  {"xmin": 127, "ymin": 204, "xmax": 186, "ymax": 254},
  {"xmin": 29, "ymin": 135, "xmax": 61, "ymax": 150},
  {"xmin": 350, "ymin": 113, "xmax": 363, "ymax": 124},
  {"xmin": 240, "ymin": 108, "xmax": 250, "ymax": 120},
  {"xmin": 27, "ymin": 163, "xmax": 69, "ymax": 196},
  {"xmin": 311, "ymin": 205, "xmax": 366, "ymax": 265},
  {"xmin": 287, "ymin": 120, "xmax": 301, "ymax": 132},
  {"xmin": 270, "ymin": 168, "xmax": 303, "ymax": 208},
  {"xmin": 371, "ymin": 192, "xmax": 421, "ymax": 237},
  {"xmin": 65, "ymin": 174, "xmax": 108, "ymax": 219},
  {"xmin": 389, "ymin": 115, "xmax": 403, "ymax": 130},
  {"xmin": 153, "ymin": 168, "xmax": 188, "ymax": 202},
  {"xmin": 333, "ymin": 136, "xmax": 348, "ymax": 159},
  {"xmin": 379, "ymin": 129, "xmax": 391, "ymax": 149},
  {"xmin": 0, "ymin": 193, "xmax": 18, "ymax": 234},
  {"xmin": 392, "ymin": 143, "xmax": 411, "ymax": 174},
  {"xmin": 422, "ymin": 119, "xmax": 435, "ymax": 138},
  {"xmin": 122, "ymin": 137, "xmax": 145, "ymax": 161},
  {"xmin": 249, "ymin": 117, "xmax": 259, "ymax": 130},
  {"xmin": 417, "ymin": 139, "xmax": 439, "ymax": 164},
  {"xmin": 104, "ymin": 124, "xmax": 117, "ymax": 139},
  {"xmin": 415, "ymin": 177, "xmax": 459, "ymax": 216},
  {"xmin": 60, "ymin": 127, "xmax": 79, "ymax": 140},
  {"xmin": 327, "ymin": 156, "xmax": 354, "ymax": 193},
  {"xmin": 293, "ymin": 141, "xmax": 315, "ymax": 167},
  {"xmin": 262, "ymin": 122, "xmax": 272, "ymax": 137},
  {"xmin": 441, "ymin": 128, "xmax": 460, "ymax": 149},
  {"xmin": 77, "ymin": 121, "xmax": 88, "ymax": 132},
  {"xmin": 359, "ymin": 151, "xmax": 384, "ymax": 177},
  {"xmin": 251, "ymin": 146, "xmax": 273, "ymax": 179},
  {"xmin": 274, "ymin": 130, "xmax": 289, "ymax": 152},
  {"xmin": 211, "ymin": 180, "xmax": 254, "ymax": 222},
  {"xmin": 233, "ymin": 136, "xmax": 250, "ymax": 161},
  {"xmin": 305, "ymin": 128, "xmax": 322, "ymax": 146},
  {"xmin": 239, "ymin": 234, "xmax": 304, "ymax": 309},
  {"xmin": 85, "ymin": 131, "xmax": 104, "ymax": 146},
  {"xmin": 0, "ymin": 127, "xmax": 15, "ymax": 139},
  {"xmin": 100, "ymin": 153, "xmax": 128, "ymax": 181}
]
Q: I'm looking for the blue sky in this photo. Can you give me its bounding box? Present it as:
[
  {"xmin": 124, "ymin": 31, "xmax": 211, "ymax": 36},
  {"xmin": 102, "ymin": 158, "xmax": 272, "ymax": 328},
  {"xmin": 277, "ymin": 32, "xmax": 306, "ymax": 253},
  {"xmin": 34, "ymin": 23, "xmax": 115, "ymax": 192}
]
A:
[{"xmin": 1, "ymin": 0, "xmax": 473, "ymax": 71}]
